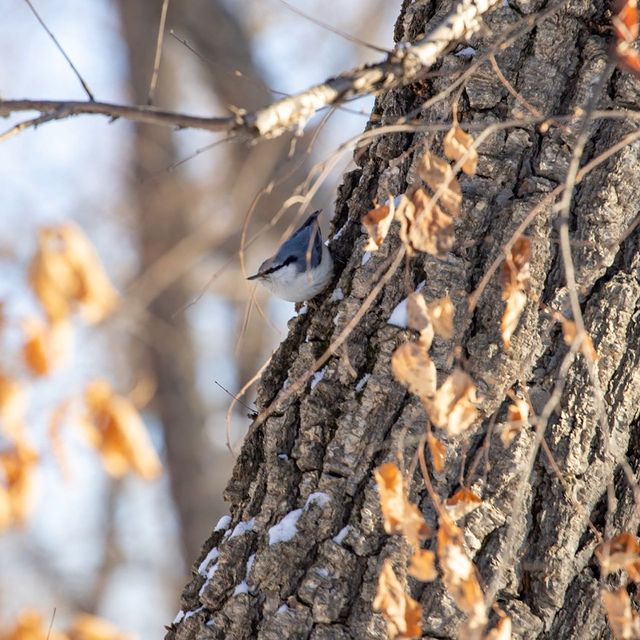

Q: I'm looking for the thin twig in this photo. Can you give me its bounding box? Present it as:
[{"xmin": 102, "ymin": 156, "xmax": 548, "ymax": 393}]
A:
[
  {"xmin": 148, "ymin": 0, "xmax": 171, "ymax": 105},
  {"xmin": 23, "ymin": 0, "xmax": 95, "ymax": 100}
]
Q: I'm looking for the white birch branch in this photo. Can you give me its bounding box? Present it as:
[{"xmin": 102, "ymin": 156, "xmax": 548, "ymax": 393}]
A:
[{"xmin": 0, "ymin": 0, "xmax": 501, "ymax": 142}]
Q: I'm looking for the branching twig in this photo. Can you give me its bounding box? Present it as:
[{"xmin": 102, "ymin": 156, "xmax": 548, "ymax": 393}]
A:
[
  {"xmin": 2, "ymin": 0, "xmax": 502, "ymax": 141},
  {"xmin": 23, "ymin": 0, "xmax": 95, "ymax": 101}
]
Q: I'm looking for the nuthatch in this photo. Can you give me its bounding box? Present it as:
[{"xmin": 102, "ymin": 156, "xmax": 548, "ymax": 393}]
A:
[{"xmin": 247, "ymin": 210, "xmax": 334, "ymax": 302}]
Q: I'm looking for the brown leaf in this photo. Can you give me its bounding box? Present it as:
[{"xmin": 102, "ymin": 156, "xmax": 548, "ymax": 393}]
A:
[
  {"xmin": 417, "ymin": 153, "xmax": 462, "ymax": 216},
  {"xmin": 1, "ymin": 610, "xmax": 68, "ymax": 640},
  {"xmin": 391, "ymin": 342, "xmax": 437, "ymax": 401},
  {"xmin": 373, "ymin": 559, "xmax": 422, "ymax": 639},
  {"xmin": 406, "ymin": 293, "xmax": 434, "ymax": 349},
  {"xmin": 501, "ymin": 398, "xmax": 529, "ymax": 447},
  {"xmin": 0, "ymin": 440, "xmax": 39, "ymax": 531},
  {"xmin": 437, "ymin": 518, "xmax": 487, "ymax": 629},
  {"xmin": 557, "ymin": 316, "xmax": 599, "ymax": 362},
  {"xmin": 425, "ymin": 369, "xmax": 478, "ymax": 435},
  {"xmin": 427, "ymin": 434, "xmax": 446, "ymax": 474},
  {"xmin": 427, "ymin": 296, "xmax": 454, "ymax": 340},
  {"xmin": 29, "ymin": 224, "xmax": 119, "ymax": 324},
  {"xmin": 410, "ymin": 190, "xmax": 455, "ymax": 256},
  {"xmin": 83, "ymin": 380, "xmax": 162, "ymax": 480},
  {"xmin": 602, "ymin": 587, "xmax": 640, "ymax": 640},
  {"xmin": 444, "ymin": 487, "xmax": 482, "ymax": 521},
  {"xmin": 443, "ymin": 126, "xmax": 478, "ymax": 176},
  {"xmin": 596, "ymin": 533, "xmax": 640, "ymax": 582},
  {"xmin": 0, "ymin": 377, "xmax": 26, "ymax": 441},
  {"xmin": 408, "ymin": 549, "xmax": 437, "ymax": 581},
  {"xmin": 363, "ymin": 203, "xmax": 394, "ymax": 252},
  {"xmin": 500, "ymin": 238, "xmax": 531, "ymax": 349},
  {"xmin": 485, "ymin": 616, "xmax": 512, "ymax": 640},
  {"xmin": 374, "ymin": 463, "xmax": 430, "ymax": 547},
  {"xmin": 68, "ymin": 614, "xmax": 133, "ymax": 640},
  {"xmin": 22, "ymin": 318, "xmax": 73, "ymax": 377}
]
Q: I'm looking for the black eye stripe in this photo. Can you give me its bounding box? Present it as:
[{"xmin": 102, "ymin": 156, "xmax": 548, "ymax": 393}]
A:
[{"xmin": 260, "ymin": 255, "xmax": 298, "ymax": 276}]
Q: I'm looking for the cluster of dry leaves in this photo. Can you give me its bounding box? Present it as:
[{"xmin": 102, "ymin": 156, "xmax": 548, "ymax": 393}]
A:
[
  {"xmin": 373, "ymin": 462, "xmax": 509, "ymax": 639},
  {"xmin": 0, "ymin": 223, "xmax": 161, "ymax": 532},
  {"xmin": 363, "ymin": 124, "xmax": 605, "ymax": 638},
  {"xmin": 0, "ymin": 610, "xmax": 133, "ymax": 640}
]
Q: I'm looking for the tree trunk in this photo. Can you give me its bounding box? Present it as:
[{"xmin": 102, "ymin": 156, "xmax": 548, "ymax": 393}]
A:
[{"xmin": 167, "ymin": 0, "xmax": 640, "ymax": 638}]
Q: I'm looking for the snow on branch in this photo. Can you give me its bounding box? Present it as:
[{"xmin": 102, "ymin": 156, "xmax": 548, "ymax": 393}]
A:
[{"xmin": 0, "ymin": 0, "xmax": 501, "ymax": 142}]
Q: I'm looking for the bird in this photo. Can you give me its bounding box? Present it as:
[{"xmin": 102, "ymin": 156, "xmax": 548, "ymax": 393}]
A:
[{"xmin": 247, "ymin": 210, "xmax": 334, "ymax": 303}]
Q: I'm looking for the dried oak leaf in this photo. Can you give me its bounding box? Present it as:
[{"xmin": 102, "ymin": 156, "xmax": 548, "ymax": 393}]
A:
[
  {"xmin": 558, "ymin": 316, "xmax": 599, "ymax": 362},
  {"xmin": 373, "ymin": 559, "xmax": 422, "ymax": 639},
  {"xmin": 0, "ymin": 440, "xmax": 39, "ymax": 531},
  {"xmin": 500, "ymin": 238, "xmax": 531, "ymax": 349},
  {"xmin": 29, "ymin": 224, "xmax": 119, "ymax": 324},
  {"xmin": 425, "ymin": 369, "xmax": 478, "ymax": 435},
  {"xmin": 426, "ymin": 433, "xmax": 446, "ymax": 474},
  {"xmin": 417, "ymin": 153, "xmax": 462, "ymax": 216},
  {"xmin": 408, "ymin": 549, "xmax": 437, "ymax": 582},
  {"xmin": 444, "ymin": 487, "xmax": 482, "ymax": 521},
  {"xmin": 443, "ymin": 126, "xmax": 478, "ymax": 176},
  {"xmin": 406, "ymin": 293, "xmax": 434, "ymax": 349},
  {"xmin": 0, "ymin": 376, "xmax": 26, "ymax": 440},
  {"xmin": 391, "ymin": 342, "xmax": 437, "ymax": 401},
  {"xmin": 22, "ymin": 318, "xmax": 73, "ymax": 377},
  {"xmin": 374, "ymin": 462, "xmax": 430, "ymax": 547},
  {"xmin": 363, "ymin": 203, "xmax": 394, "ymax": 251},
  {"xmin": 596, "ymin": 533, "xmax": 640, "ymax": 582},
  {"xmin": 602, "ymin": 587, "xmax": 640, "ymax": 640},
  {"xmin": 427, "ymin": 296, "xmax": 454, "ymax": 340},
  {"xmin": 485, "ymin": 616, "xmax": 512, "ymax": 640},
  {"xmin": 1, "ymin": 610, "xmax": 68, "ymax": 640},
  {"xmin": 612, "ymin": 0, "xmax": 640, "ymax": 78},
  {"xmin": 501, "ymin": 398, "xmax": 529, "ymax": 448},
  {"xmin": 83, "ymin": 380, "xmax": 162, "ymax": 480},
  {"xmin": 437, "ymin": 517, "xmax": 487, "ymax": 629},
  {"xmin": 68, "ymin": 614, "xmax": 134, "ymax": 640}
]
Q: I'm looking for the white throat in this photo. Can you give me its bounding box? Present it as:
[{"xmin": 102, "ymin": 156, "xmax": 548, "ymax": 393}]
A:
[{"xmin": 262, "ymin": 245, "xmax": 333, "ymax": 302}]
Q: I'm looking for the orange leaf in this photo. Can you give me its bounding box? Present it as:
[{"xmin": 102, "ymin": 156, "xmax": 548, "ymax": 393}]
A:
[
  {"xmin": 427, "ymin": 296, "xmax": 454, "ymax": 340},
  {"xmin": 602, "ymin": 587, "xmax": 640, "ymax": 639},
  {"xmin": 596, "ymin": 533, "xmax": 640, "ymax": 581},
  {"xmin": 556, "ymin": 315, "xmax": 599, "ymax": 362},
  {"xmin": 22, "ymin": 318, "xmax": 73, "ymax": 377},
  {"xmin": 373, "ymin": 559, "xmax": 422, "ymax": 639},
  {"xmin": 0, "ymin": 376, "xmax": 26, "ymax": 441},
  {"xmin": 406, "ymin": 293, "xmax": 434, "ymax": 349},
  {"xmin": 485, "ymin": 615, "xmax": 512, "ymax": 640},
  {"xmin": 374, "ymin": 463, "xmax": 430, "ymax": 547},
  {"xmin": 408, "ymin": 549, "xmax": 437, "ymax": 581},
  {"xmin": 68, "ymin": 614, "xmax": 133, "ymax": 640},
  {"xmin": 443, "ymin": 126, "xmax": 478, "ymax": 176},
  {"xmin": 1, "ymin": 610, "xmax": 68, "ymax": 640},
  {"xmin": 391, "ymin": 342, "xmax": 437, "ymax": 401},
  {"xmin": 500, "ymin": 238, "xmax": 531, "ymax": 349},
  {"xmin": 362, "ymin": 203, "xmax": 394, "ymax": 251},
  {"xmin": 501, "ymin": 398, "xmax": 529, "ymax": 447},
  {"xmin": 425, "ymin": 369, "xmax": 478, "ymax": 435},
  {"xmin": 613, "ymin": 0, "xmax": 639, "ymax": 43},
  {"xmin": 417, "ymin": 153, "xmax": 462, "ymax": 216},
  {"xmin": 444, "ymin": 487, "xmax": 482, "ymax": 521},
  {"xmin": 426, "ymin": 434, "xmax": 446, "ymax": 474},
  {"xmin": 437, "ymin": 518, "xmax": 487, "ymax": 629},
  {"xmin": 29, "ymin": 224, "xmax": 119, "ymax": 324},
  {"xmin": 83, "ymin": 380, "xmax": 162, "ymax": 480},
  {"xmin": 0, "ymin": 440, "xmax": 39, "ymax": 531}
]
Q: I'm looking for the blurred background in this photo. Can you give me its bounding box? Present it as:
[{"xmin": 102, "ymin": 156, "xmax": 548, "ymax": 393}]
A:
[{"xmin": 0, "ymin": 1, "xmax": 397, "ymax": 638}]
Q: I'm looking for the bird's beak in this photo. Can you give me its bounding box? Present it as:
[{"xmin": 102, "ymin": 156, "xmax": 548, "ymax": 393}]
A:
[{"xmin": 246, "ymin": 273, "xmax": 261, "ymax": 281}]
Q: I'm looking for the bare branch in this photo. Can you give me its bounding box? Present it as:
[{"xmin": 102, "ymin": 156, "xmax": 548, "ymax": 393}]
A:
[
  {"xmin": 147, "ymin": 0, "xmax": 171, "ymax": 105},
  {"xmin": 2, "ymin": 0, "xmax": 502, "ymax": 141},
  {"xmin": 23, "ymin": 0, "xmax": 95, "ymax": 101}
]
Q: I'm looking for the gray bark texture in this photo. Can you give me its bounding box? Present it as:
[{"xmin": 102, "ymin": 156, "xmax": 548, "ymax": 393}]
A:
[{"xmin": 167, "ymin": 0, "xmax": 640, "ymax": 638}]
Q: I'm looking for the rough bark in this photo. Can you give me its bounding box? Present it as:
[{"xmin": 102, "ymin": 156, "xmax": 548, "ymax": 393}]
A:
[{"xmin": 168, "ymin": 0, "xmax": 640, "ymax": 638}]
